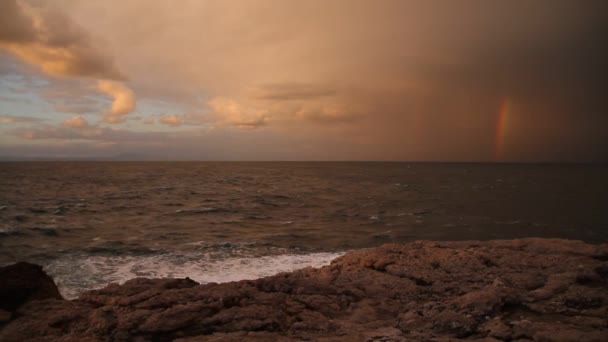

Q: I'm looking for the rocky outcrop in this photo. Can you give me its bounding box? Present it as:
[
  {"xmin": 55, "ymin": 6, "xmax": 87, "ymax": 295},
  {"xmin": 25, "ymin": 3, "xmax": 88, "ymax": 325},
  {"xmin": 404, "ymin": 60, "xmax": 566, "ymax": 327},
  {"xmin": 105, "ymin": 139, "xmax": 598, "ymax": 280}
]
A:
[
  {"xmin": 0, "ymin": 262, "xmax": 63, "ymax": 325},
  {"xmin": 1, "ymin": 238, "xmax": 607, "ymax": 341}
]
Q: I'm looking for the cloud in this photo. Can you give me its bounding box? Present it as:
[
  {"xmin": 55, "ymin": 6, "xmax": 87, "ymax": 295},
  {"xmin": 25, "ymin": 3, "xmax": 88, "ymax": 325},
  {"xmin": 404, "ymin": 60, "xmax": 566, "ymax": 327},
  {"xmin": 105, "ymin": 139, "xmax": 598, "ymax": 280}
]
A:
[
  {"xmin": 97, "ymin": 80, "xmax": 135, "ymax": 123},
  {"xmin": 0, "ymin": 95, "xmax": 33, "ymax": 103},
  {"xmin": 208, "ymin": 98, "xmax": 269, "ymax": 129},
  {"xmin": 0, "ymin": 0, "xmax": 124, "ymax": 80},
  {"xmin": 0, "ymin": 0, "xmax": 38, "ymax": 44},
  {"xmin": 16, "ymin": 124, "xmax": 104, "ymax": 140},
  {"xmin": 0, "ymin": 1, "xmax": 137, "ymax": 124},
  {"xmin": 0, "ymin": 114, "xmax": 42, "ymax": 123},
  {"xmin": 158, "ymin": 114, "xmax": 182, "ymax": 127},
  {"xmin": 157, "ymin": 113, "xmax": 208, "ymax": 127},
  {"xmin": 62, "ymin": 115, "xmax": 89, "ymax": 128},
  {"xmin": 14, "ymin": 122, "xmax": 168, "ymax": 142},
  {"xmin": 143, "ymin": 117, "xmax": 154, "ymax": 124},
  {"xmin": 100, "ymin": 115, "xmax": 126, "ymax": 124},
  {"xmin": 3, "ymin": 0, "xmax": 608, "ymax": 161},
  {"xmin": 252, "ymin": 83, "xmax": 336, "ymax": 101},
  {"xmin": 294, "ymin": 105, "xmax": 358, "ymax": 124},
  {"xmin": 207, "ymin": 95, "xmax": 360, "ymax": 129},
  {"xmin": 53, "ymin": 103, "xmax": 97, "ymax": 114}
]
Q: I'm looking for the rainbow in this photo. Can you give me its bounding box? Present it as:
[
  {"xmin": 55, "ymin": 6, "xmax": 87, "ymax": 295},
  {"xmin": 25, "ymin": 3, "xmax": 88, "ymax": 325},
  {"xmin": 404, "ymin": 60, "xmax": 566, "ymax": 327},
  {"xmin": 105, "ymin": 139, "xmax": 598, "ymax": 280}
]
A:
[{"xmin": 494, "ymin": 98, "xmax": 511, "ymax": 162}]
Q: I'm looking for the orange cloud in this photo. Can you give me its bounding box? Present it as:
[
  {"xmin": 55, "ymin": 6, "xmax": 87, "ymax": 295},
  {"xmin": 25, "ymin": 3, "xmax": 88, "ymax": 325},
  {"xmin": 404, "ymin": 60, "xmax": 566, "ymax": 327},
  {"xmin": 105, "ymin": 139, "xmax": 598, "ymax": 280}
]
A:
[
  {"xmin": 158, "ymin": 114, "xmax": 182, "ymax": 127},
  {"xmin": 0, "ymin": 0, "xmax": 124, "ymax": 80},
  {"xmin": 62, "ymin": 115, "xmax": 89, "ymax": 128},
  {"xmin": 100, "ymin": 115, "xmax": 126, "ymax": 124},
  {"xmin": 208, "ymin": 98, "xmax": 269, "ymax": 129},
  {"xmin": 0, "ymin": 1, "xmax": 136, "ymax": 125},
  {"xmin": 97, "ymin": 80, "xmax": 135, "ymax": 123}
]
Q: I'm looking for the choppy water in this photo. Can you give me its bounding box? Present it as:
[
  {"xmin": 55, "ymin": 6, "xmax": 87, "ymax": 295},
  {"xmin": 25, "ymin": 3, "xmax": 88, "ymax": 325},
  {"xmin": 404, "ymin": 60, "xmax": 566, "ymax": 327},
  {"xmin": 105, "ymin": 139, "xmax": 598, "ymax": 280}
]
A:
[{"xmin": 1, "ymin": 162, "xmax": 607, "ymax": 298}]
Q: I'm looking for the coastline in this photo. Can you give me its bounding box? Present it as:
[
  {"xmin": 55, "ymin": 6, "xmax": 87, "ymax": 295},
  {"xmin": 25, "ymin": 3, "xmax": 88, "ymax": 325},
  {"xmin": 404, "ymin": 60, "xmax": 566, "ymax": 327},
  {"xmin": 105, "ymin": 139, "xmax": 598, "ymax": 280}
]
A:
[{"xmin": 1, "ymin": 238, "xmax": 607, "ymax": 341}]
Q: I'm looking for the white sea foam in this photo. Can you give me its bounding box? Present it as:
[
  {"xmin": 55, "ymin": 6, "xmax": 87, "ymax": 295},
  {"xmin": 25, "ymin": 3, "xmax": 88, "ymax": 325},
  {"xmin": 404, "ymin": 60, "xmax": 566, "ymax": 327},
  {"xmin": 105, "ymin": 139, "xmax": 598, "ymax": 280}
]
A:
[{"xmin": 44, "ymin": 252, "xmax": 344, "ymax": 299}]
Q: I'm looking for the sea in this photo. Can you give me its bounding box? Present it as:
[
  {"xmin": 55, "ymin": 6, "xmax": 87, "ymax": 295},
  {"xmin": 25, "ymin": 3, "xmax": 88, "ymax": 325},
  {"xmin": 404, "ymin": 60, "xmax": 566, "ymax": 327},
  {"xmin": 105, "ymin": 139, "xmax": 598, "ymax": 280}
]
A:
[{"xmin": 1, "ymin": 162, "xmax": 607, "ymax": 299}]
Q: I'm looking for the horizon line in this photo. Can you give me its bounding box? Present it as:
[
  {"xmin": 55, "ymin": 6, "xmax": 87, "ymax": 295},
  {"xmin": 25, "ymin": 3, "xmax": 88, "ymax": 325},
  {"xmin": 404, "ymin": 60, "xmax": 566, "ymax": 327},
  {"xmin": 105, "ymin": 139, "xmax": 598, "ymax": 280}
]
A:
[{"xmin": 0, "ymin": 158, "xmax": 606, "ymax": 165}]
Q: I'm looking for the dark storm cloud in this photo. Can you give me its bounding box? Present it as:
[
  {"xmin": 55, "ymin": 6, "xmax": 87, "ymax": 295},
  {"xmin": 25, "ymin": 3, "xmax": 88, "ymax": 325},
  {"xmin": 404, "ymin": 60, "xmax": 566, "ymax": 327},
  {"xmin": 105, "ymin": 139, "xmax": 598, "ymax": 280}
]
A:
[
  {"xmin": 338, "ymin": 0, "xmax": 608, "ymax": 161},
  {"xmin": 0, "ymin": 0, "xmax": 38, "ymax": 43}
]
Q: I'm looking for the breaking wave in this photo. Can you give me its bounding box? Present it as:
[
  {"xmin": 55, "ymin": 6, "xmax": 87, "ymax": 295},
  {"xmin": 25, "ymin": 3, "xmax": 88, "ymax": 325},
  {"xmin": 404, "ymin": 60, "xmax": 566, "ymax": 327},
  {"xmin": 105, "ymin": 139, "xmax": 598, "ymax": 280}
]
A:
[{"xmin": 43, "ymin": 251, "xmax": 344, "ymax": 299}]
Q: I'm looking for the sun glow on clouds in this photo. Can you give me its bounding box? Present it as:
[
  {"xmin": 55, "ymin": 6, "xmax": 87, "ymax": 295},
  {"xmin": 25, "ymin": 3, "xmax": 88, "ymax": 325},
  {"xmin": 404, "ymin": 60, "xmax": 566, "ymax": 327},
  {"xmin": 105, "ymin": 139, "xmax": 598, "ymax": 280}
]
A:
[
  {"xmin": 0, "ymin": 0, "xmax": 136, "ymax": 123},
  {"xmin": 158, "ymin": 114, "xmax": 182, "ymax": 127},
  {"xmin": 97, "ymin": 80, "xmax": 135, "ymax": 123},
  {"xmin": 0, "ymin": 0, "xmax": 607, "ymax": 161},
  {"xmin": 62, "ymin": 115, "xmax": 88, "ymax": 128},
  {"xmin": 0, "ymin": 1, "xmax": 124, "ymax": 80},
  {"xmin": 208, "ymin": 98, "xmax": 269, "ymax": 129}
]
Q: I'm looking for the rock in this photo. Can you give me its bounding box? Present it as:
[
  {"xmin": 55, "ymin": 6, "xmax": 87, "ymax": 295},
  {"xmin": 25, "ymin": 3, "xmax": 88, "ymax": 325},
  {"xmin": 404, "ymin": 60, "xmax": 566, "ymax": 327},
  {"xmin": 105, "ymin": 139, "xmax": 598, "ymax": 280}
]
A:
[
  {"xmin": 1, "ymin": 238, "xmax": 608, "ymax": 341},
  {"xmin": 431, "ymin": 310, "xmax": 476, "ymax": 337},
  {"xmin": 0, "ymin": 309, "xmax": 11, "ymax": 324},
  {"xmin": 0, "ymin": 262, "xmax": 63, "ymax": 312},
  {"xmin": 479, "ymin": 318, "xmax": 512, "ymax": 340},
  {"xmin": 452, "ymin": 288, "xmax": 512, "ymax": 317}
]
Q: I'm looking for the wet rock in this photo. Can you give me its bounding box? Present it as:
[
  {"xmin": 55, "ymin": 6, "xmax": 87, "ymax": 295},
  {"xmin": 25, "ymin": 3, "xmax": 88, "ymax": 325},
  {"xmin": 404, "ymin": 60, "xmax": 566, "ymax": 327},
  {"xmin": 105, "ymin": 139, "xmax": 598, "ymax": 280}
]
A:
[{"xmin": 1, "ymin": 238, "xmax": 608, "ymax": 341}]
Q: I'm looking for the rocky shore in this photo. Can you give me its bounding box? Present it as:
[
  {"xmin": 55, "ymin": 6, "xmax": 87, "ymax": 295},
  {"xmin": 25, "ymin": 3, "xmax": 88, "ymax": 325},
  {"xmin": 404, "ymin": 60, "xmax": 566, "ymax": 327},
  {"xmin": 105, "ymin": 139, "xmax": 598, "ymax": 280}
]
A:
[{"xmin": 1, "ymin": 238, "xmax": 607, "ymax": 341}]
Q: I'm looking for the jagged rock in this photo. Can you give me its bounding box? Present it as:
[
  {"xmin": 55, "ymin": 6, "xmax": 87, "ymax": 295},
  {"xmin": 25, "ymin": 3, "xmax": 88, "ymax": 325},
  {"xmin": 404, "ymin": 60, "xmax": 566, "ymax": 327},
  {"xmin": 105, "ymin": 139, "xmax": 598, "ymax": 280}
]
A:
[{"xmin": 1, "ymin": 238, "xmax": 607, "ymax": 341}]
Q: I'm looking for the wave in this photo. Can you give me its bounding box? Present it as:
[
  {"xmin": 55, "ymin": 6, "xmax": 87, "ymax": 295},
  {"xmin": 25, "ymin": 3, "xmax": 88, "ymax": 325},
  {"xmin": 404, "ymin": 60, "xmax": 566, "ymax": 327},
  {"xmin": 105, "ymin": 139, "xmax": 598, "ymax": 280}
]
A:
[{"xmin": 43, "ymin": 251, "xmax": 344, "ymax": 299}]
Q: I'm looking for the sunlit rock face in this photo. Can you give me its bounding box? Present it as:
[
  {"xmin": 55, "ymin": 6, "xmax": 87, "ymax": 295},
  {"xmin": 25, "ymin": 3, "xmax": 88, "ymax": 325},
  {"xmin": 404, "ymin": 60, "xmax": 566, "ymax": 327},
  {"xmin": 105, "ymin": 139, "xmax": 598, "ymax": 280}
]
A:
[{"xmin": 1, "ymin": 238, "xmax": 607, "ymax": 341}]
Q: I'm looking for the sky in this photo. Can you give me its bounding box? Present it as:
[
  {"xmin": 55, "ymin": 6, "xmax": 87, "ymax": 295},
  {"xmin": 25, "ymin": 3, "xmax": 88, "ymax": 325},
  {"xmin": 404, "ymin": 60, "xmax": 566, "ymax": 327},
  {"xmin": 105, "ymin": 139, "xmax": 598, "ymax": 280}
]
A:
[{"xmin": 0, "ymin": 0, "xmax": 606, "ymax": 161}]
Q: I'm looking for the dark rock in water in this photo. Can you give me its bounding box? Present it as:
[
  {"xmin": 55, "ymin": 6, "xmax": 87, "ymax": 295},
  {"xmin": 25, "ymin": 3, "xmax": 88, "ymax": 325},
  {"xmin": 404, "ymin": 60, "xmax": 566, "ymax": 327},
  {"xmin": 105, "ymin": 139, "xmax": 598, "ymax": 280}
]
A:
[
  {"xmin": 1, "ymin": 239, "xmax": 608, "ymax": 341},
  {"xmin": 0, "ymin": 262, "xmax": 63, "ymax": 312}
]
